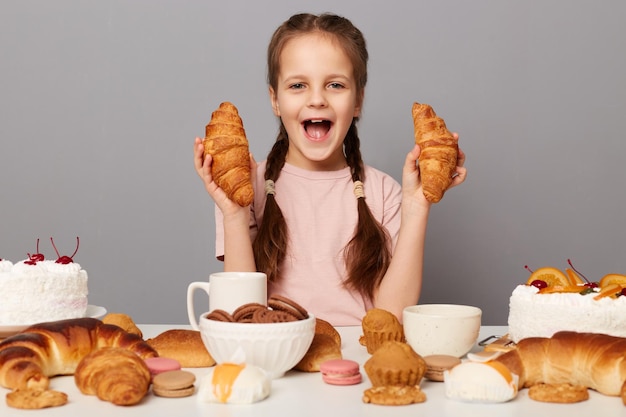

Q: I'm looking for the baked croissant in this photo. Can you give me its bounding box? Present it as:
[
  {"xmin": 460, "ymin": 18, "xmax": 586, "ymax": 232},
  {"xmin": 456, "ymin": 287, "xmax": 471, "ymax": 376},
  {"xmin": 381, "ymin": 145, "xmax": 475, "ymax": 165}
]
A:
[
  {"xmin": 74, "ymin": 347, "xmax": 151, "ymax": 406},
  {"xmin": 0, "ymin": 318, "xmax": 157, "ymax": 390},
  {"xmin": 494, "ymin": 331, "xmax": 626, "ymax": 404},
  {"xmin": 203, "ymin": 101, "xmax": 254, "ymax": 206},
  {"xmin": 412, "ymin": 102, "xmax": 458, "ymax": 203}
]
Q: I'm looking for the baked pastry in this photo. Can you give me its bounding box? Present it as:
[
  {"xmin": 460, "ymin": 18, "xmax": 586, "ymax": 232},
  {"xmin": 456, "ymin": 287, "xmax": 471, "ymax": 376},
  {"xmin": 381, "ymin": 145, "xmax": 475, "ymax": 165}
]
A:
[
  {"xmin": 363, "ymin": 341, "xmax": 426, "ymax": 387},
  {"xmin": 314, "ymin": 317, "xmax": 341, "ymax": 347},
  {"xmin": 197, "ymin": 362, "xmax": 271, "ymax": 404},
  {"xmin": 294, "ymin": 334, "xmax": 342, "ymax": 372},
  {"xmin": 494, "ymin": 331, "xmax": 626, "ymax": 404},
  {"xmin": 74, "ymin": 347, "xmax": 151, "ymax": 406},
  {"xmin": 361, "ymin": 308, "xmax": 404, "ymax": 354},
  {"xmin": 320, "ymin": 359, "xmax": 362, "ymax": 385},
  {"xmin": 423, "ymin": 354, "xmax": 461, "ymax": 382},
  {"xmin": 203, "ymin": 102, "xmax": 254, "ymax": 206},
  {"xmin": 102, "ymin": 312, "xmax": 143, "ymax": 338},
  {"xmin": 152, "ymin": 370, "xmax": 196, "ymax": 398},
  {"xmin": 294, "ymin": 318, "xmax": 342, "ymax": 372},
  {"xmin": 0, "ymin": 317, "xmax": 157, "ymax": 390},
  {"xmin": 528, "ymin": 383, "xmax": 589, "ymax": 403},
  {"xmin": 444, "ymin": 360, "xmax": 518, "ymax": 403},
  {"xmin": 411, "ymin": 102, "xmax": 458, "ymax": 203},
  {"xmin": 363, "ymin": 385, "xmax": 426, "ymax": 405},
  {"xmin": 5, "ymin": 388, "xmax": 68, "ymax": 409},
  {"xmin": 146, "ymin": 329, "xmax": 215, "ymax": 367}
]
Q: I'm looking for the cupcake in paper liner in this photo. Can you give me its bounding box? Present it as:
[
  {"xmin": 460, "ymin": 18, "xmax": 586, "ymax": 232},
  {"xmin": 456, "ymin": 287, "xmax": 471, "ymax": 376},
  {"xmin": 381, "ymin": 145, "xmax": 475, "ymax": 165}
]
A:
[
  {"xmin": 361, "ymin": 308, "xmax": 404, "ymax": 354},
  {"xmin": 364, "ymin": 341, "xmax": 426, "ymax": 387},
  {"xmin": 444, "ymin": 361, "xmax": 518, "ymax": 403}
]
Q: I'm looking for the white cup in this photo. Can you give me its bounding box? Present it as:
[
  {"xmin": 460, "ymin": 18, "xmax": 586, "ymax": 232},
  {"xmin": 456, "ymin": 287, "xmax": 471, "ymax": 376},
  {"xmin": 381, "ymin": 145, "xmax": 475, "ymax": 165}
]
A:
[
  {"xmin": 402, "ymin": 304, "xmax": 482, "ymax": 358},
  {"xmin": 187, "ymin": 272, "xmax": 267, "ymax": 330}
]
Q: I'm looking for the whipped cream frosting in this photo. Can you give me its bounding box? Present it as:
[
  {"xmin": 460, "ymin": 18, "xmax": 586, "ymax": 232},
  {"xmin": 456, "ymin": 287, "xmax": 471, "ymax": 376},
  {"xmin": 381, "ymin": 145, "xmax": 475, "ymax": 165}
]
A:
[
  {"xmin": 0, "ymin": 259, "xmax": 88, "ymax": 324},
  {"xmin": 508, "ymin": 284, "xmax": 626, "ymax": 342}
]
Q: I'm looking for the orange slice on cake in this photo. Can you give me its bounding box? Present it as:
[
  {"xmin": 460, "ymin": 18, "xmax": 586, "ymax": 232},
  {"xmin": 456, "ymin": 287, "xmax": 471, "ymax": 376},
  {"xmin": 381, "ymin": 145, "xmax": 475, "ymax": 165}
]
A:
[
  {"xmin": 593, "ymin": 283, "xmax": 624, "ymax": 300},
  {"xmin": 565, "ymin": 268, "xmax": 586, "ymax": 286},
  {"xmin": 526, "ymin": 267, "xmax": 570, "ymax": 288},
  {"xmin": 598, "ymin": 274, "xmax": 626, "ymax": 289},
  {"xmin": 538, "ymin": 285, "xmax": 584, "ymax": 294}
]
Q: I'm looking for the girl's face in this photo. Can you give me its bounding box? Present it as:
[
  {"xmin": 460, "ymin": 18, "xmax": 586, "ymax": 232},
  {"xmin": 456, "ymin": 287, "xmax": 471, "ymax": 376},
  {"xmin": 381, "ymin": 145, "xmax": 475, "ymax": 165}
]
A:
[{"xmin": 269, "ymin": 33, "xmax": 363, "ymax": 171}]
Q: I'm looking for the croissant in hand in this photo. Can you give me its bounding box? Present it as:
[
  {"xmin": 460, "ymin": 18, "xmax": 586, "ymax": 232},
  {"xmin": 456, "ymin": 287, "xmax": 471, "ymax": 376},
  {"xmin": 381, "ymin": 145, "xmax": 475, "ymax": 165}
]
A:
[
  {"xmin": 0, "ymin": 318, "xmax": 157, "ymax": 390},
  {"xmin": 494, "ymin": 331, "xmax": 626, "ymax": 404},
  {"xmin": 75, "ymin": 347, "xmax": 151, "ymax": 406},
  {"xmin": 412, "ymin": 102, "xmax": 458, "ymax": 203},
  {"xmin": 203, "ymin": 102, "xmax": 254, "ymax": 206}
]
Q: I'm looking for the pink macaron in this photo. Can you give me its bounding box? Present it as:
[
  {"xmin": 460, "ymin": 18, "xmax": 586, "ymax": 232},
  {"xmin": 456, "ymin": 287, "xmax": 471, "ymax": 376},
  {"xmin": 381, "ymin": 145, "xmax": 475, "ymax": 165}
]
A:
[
  {"xmin": 144, "ymin": 357, "xmax": 182, "ymax": 376},
  {"xmin": 320, "ymin": 359, "xmax": 362, "ymax": 386}
]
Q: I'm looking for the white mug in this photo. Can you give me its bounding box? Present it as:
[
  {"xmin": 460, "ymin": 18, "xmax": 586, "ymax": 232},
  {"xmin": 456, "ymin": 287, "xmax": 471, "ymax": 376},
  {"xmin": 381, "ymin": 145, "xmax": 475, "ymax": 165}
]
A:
[{"xmin": 187, "ymin": 272, "xmax": 267, "ymax": 330}]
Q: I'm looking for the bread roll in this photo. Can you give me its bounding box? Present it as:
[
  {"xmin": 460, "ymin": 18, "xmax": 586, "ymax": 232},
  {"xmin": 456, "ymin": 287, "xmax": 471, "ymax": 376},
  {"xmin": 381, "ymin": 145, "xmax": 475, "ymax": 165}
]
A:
[
  {"xmin": 203, "ymin": 102, "xmax": 254, "ymax": 206},
  {"xmin": 0, "ymin": 318, "xmax": 157, "ymax": 390},
  {"xmin": 494, "ymin": 331, "xmax": 626, "ymax": 404},
  {"xmin": 146, "ymin": 329, "xmax": 215, "ymax": 368},
  {"xmin": 412, "ymin": 102, "xmax": 458, "ymax": 203},
  {"xmin": 102, "ymin": 312, "xmax": 143, "ymax": 338},
  {"xmin": 294, "ymin": 318, "xmax": 342, "ymax": 372}
]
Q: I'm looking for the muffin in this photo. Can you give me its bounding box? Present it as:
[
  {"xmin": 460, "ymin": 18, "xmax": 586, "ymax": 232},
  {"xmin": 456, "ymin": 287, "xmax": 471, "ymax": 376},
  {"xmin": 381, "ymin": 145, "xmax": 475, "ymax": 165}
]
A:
[
  {"xmin": 364, "ymin": 341, "xmax": 426, "ymax": 387},
  {"xmin": 361, "ymin": 308, "xmax": 404, "ymax": 354}
]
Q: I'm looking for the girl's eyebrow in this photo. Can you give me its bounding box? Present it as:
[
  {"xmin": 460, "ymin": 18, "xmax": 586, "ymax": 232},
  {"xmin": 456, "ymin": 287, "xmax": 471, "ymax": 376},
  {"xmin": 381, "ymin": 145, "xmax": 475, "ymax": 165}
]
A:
[{"xmin": 281, "ymin": 73, "xmax": 351, "ymax": 83}]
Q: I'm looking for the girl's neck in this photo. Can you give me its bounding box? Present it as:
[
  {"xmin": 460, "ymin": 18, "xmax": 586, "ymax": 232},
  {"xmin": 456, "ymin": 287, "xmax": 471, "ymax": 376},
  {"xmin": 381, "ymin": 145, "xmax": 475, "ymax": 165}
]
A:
[{"xmin": 285, "ymin": 151, "xmax": 348, "ymax": 172}]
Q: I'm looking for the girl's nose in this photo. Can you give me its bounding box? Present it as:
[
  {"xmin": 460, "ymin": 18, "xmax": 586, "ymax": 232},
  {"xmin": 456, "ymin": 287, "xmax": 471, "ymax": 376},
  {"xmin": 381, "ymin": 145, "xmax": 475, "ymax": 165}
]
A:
[{"xmin": 307, "ymin": 87, "xmax": 328, "ymax": 108}]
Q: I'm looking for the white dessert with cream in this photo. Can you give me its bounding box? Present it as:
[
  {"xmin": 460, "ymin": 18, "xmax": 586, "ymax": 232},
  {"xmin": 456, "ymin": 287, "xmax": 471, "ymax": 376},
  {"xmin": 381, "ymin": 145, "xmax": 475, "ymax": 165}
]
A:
[
  {"xmin": 0, "ymin": 257, "xmax": 88, "ymax": 325},
  {"xmin": 444, "ymin": 361, "xmax": 518, "ymax": 403},
  {"xmin": 507, "ymin": 284, "xmax": 626, "ymax": 343},
  {"xmin": 197, "ymin": 362, "xmax": 271, "ymax": 404}
]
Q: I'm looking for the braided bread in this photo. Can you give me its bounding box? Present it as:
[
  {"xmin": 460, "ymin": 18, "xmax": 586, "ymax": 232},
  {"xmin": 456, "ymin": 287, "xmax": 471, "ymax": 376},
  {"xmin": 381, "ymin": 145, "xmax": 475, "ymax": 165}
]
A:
[{"xmin": 0, "ymin": 318, "xmax": 157, "ymax": 390}]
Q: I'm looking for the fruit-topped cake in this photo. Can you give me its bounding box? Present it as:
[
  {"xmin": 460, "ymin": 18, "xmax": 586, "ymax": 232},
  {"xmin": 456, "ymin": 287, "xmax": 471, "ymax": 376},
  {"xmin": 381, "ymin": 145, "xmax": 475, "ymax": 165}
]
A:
[
  {"xmin": 507, "ymin": 260, "xmax": 626, "ymax": 343},
  {"xmin": 0, "ymin": 237, "xmax": 88, "ymax": 325}
]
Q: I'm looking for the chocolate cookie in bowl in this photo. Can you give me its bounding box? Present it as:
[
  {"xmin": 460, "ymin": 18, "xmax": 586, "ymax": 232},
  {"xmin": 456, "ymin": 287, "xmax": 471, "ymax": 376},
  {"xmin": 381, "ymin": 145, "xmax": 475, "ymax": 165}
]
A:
[{"xmin": 189, "ymin": 294, "xmax": 315, "ymax": 379}]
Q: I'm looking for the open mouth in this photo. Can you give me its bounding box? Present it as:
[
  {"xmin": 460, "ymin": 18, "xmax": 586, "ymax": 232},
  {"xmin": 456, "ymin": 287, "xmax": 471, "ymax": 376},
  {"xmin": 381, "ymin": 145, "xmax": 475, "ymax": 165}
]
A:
[{"xmin": 303, "ymin": 119, "xmax": 331, "ymax": 140}]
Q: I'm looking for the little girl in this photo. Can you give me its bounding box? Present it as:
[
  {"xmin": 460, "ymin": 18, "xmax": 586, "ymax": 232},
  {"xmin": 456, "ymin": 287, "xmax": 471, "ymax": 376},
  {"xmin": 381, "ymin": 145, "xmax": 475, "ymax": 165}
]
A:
[{"xmin": 194, "ymin": 13, "xmax": 467, "ymax": 325}]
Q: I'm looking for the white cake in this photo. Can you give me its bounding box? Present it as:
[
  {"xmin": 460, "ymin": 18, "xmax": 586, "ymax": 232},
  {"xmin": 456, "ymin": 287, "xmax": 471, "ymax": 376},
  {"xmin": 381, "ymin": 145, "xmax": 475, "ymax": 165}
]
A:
[
  {"xmin": 507, "ymin": 284, "xmax": 626, "ymax": 342},
  {"xmin": 0, "ymin": 258, "xmax": 88, "ymax": 325}
]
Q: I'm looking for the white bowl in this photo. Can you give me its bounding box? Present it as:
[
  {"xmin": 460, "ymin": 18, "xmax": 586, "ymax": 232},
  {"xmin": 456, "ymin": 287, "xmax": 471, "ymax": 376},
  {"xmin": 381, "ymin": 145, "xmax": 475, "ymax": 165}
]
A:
[
  {"xmin": 403, "ymin": 304, "xmax": 482, "ymax": 358},
  {"xmin": 198, "ymin": 313, "xmax": 315, "ymax": 379}
]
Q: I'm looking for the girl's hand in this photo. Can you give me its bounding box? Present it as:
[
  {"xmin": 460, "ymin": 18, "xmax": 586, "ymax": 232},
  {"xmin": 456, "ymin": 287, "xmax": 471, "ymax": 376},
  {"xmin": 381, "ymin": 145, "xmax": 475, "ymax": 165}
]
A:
[
  {"xmin": 193, "ymin": 137, "xmax": 256, "ymax": 217},
  {"xmin": 402, "ymin": 133, "xmax": 467, "ymax": 206}
]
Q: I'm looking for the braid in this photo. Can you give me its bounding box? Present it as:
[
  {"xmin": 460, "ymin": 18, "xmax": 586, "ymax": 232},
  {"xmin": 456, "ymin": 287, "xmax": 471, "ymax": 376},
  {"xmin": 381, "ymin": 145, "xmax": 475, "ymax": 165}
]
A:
[
  {"xmin": 252, "ymin": 125, "xmax": 289, "ymax": 282},
  {"xmin": 343, "ymin": 122, "xmax": 392, "ymax": 300}
]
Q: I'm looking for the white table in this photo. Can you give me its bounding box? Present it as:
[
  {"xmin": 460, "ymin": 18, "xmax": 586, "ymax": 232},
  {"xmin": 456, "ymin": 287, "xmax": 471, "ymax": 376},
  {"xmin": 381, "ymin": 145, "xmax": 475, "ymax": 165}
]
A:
[{"xmin": 2, "ymin": 325, "xmax": 625, "ymax": 416}]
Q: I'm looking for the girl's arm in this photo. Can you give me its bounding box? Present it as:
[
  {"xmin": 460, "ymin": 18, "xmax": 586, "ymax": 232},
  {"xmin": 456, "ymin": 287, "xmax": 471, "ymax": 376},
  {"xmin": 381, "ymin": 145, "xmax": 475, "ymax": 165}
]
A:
[
  {"xmin": 374, "ymin": 138, "xmax": 467, "ymax": 320},
  {"xmin": 194, "ymin": 138, "xmax": 257, "ymax": 272}
]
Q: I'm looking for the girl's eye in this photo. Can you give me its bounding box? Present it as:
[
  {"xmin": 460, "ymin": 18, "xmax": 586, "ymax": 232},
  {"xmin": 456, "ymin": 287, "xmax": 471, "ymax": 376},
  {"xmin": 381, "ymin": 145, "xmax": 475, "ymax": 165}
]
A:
[
  {"xmin": 290, "ymin": 83, "xmax": 305, "ymax": 90},
  {"xmin": 328, "ymin": 82, "xmax": 344, "ymax": 89}
]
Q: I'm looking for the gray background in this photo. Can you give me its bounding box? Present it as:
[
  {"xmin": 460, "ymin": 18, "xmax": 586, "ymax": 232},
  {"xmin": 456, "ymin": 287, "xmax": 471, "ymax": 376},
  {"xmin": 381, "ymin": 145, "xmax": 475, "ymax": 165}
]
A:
[{"xmin": 1, "ymin": 1, "xmax": 625, "ymax": 325}]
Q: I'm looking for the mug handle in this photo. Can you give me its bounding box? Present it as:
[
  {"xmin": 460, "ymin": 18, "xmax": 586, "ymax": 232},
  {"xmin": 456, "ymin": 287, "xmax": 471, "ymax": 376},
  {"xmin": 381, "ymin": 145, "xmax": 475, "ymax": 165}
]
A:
[{"xmin": 187, "ymin": 282, "xmax": 210, "ymax": 330}]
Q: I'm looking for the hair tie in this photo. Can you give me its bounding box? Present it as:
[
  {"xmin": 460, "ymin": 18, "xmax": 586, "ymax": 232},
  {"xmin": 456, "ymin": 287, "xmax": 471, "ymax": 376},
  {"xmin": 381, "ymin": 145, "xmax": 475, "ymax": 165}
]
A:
[
  {"xmin": 353, "ymin": 180, "xmax": 365, "ymax": 199},
  {"xmin": 265, "ymin": 179, "xmax": 276, "ymax": 196}
]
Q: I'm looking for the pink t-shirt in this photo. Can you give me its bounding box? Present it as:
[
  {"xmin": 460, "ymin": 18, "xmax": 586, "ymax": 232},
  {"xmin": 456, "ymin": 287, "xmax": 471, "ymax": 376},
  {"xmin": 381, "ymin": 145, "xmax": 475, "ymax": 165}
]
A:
[{"xmin": 215, "ymin": 161, "xmax": 402, "ymax": 325}]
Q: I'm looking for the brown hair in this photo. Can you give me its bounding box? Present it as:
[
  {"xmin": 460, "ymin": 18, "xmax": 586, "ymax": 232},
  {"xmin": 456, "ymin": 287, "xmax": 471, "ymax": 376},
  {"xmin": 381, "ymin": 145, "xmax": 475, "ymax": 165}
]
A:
[{"xmin": 253, "ymin": 13, "xmax": 391, "ymax": 301}]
